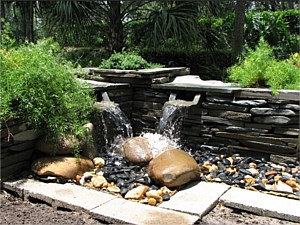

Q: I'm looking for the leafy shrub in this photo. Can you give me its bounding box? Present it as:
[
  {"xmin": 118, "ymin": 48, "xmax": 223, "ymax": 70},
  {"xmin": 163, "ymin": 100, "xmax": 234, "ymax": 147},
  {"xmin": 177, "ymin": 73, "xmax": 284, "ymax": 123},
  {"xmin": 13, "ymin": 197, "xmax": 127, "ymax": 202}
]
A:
[
  {"xmin": 99, "ymin": 49, "xmax": 162, "ymax": 70},
  {"xmin": 265, "ymin": 58, "xmax": 300, "ymax": 94},
  {"xmin": 228, "ymin": 39, "xmax": 300, "ymax": 94},
  {"xmin": 1, "ymin": 38, "xmax": 96, "ymax": 153}
]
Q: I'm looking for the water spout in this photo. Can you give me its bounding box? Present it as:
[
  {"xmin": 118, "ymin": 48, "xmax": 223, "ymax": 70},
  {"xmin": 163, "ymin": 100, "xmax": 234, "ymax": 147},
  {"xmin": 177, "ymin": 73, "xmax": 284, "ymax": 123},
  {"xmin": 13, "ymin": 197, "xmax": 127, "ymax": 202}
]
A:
[
  {"xmin": 156, "ymin": 93, "xmax": 201, "ymax": 143},
  {"xmin": 169, "ymin": 93, "xmax": 177, "ymax": 101},
  {"xmin": 102, "ymin": 91, "xmax": 111, "ymax": 101}
]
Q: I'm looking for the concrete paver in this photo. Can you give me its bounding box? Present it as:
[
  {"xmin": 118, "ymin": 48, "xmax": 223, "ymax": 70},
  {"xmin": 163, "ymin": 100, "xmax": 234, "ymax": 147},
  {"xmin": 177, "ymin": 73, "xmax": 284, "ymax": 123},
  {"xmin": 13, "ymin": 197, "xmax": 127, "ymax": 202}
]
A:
[
  {"xmin": 91, "ymin": 197, "xmax": 200, "ymax": 225},
  {"xmin": 220, "ymin": 186, "xmax": 300, "ymax": 223},
  {"xmin": 159, "ymin": 181, "xmax": 230, "ymax": 217},
  {"xmin": 2, "ymin": 179, "xmax": 116, "ymax": 211}
]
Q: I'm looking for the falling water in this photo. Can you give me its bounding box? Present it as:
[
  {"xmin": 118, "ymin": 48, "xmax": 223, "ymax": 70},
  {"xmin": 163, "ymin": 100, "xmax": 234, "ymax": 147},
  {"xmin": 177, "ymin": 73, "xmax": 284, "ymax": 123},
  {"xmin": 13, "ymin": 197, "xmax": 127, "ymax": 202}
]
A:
[{"xmin": 95, "ymin": 92, "xmax": 133, "ymax": 152}]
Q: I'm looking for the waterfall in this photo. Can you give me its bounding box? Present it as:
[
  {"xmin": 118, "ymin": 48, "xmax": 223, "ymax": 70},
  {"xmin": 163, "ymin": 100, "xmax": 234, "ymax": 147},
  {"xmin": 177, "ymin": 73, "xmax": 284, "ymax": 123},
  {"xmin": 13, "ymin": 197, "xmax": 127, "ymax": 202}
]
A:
[{"xmin": 94, "ymin": 92, "xmax": 133, "ymax": 153}]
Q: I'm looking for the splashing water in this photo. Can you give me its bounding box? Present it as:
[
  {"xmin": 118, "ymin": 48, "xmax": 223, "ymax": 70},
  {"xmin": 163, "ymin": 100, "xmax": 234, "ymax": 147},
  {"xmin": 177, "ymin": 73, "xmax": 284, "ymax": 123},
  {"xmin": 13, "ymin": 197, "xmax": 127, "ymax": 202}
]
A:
[{"xmin": 141, "ymin": 132, "xmax": 180, "ymax": 158}]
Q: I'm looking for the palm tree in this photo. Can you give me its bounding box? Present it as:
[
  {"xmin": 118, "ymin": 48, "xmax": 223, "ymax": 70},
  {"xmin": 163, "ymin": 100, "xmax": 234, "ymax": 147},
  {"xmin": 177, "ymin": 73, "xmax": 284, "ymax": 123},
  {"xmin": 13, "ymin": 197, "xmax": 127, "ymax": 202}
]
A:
[
  {"xmin": 38, "ymin": 0, "xmax": 149, "ymax": 51},
  {"xmin": 231, "ymin": 0, "xmax": 246, "ymax": 62},
  {"xmin": 145, "ymin": 1, "xmax": 200, "ymax": 48}
]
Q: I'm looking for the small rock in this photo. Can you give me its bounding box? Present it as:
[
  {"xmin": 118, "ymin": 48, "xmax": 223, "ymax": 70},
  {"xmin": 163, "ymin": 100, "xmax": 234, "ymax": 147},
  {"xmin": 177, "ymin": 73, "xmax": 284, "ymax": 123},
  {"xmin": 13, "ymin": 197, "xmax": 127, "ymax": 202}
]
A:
[
  {"xmin": 125, "ymin": 185, "xmax": 149, "ymax": 200},
  {"xmin": 265, "ymin": 170, "xmax": 278, "ymax": 176},
  {"xmin": 244, "ymin": 175, "xmax": 255, "ymax": 184},
  {"xmin": 146, "ymin": 190, "xmax": 163, "ymax": 202},
  {"xmin": 285, "ymin": 180, "xmax": 300, "ymax": 189},
  {"xmin": 162, "ymin": 193, "xmax": 171, "ymax": 201},
  {"xmin": 246, "ymin": 168, "xmax": 259, "ymax": 176},
  {"xmin": 93, "ymin": 157, "xmax": 105, "ymax": 168},
  {"xmin": 209, "ymin": 164, "xmax": 218, "ymax": 173},
  {"xmin": 107, "ymin": 185, "xmax": 121, "ymax": 193},
  {"xmin": 92, "ymin": 176, "xmax": 108, "ymax": 188},
  {"xmin": 147, "ymin": 197, "xmax": 157, "ymax": 206}
]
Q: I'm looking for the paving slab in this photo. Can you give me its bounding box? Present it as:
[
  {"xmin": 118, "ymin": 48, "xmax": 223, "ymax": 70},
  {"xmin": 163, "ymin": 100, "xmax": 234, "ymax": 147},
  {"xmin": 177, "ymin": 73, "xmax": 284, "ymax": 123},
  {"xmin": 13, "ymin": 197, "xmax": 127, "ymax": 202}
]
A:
[
  {"xmin": 220, "ymin": 186, "xmax": 300, "ymax": 223},
  {"xmin": 91, "ymin": 197, "xmax": 200, "ymax": 225},
  {"xmin": 159, "ymin": 181, "xmax": 230, "ymax": 218},
  {"xmin": 2, "ymin": 179, "xmax": 116, "ymax": 211}
]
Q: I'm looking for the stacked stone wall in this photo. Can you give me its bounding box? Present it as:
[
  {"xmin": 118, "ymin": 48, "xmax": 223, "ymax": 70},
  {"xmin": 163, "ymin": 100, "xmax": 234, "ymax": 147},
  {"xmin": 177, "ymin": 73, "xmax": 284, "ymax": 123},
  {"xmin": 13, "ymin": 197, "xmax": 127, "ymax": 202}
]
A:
[
  {"xmin": 130, "ymin": 87, "xmax": 299, "ymax": 160},
  {"xmin": 1, "ymin": 119, "xmax": 39, "ymax": 178}
]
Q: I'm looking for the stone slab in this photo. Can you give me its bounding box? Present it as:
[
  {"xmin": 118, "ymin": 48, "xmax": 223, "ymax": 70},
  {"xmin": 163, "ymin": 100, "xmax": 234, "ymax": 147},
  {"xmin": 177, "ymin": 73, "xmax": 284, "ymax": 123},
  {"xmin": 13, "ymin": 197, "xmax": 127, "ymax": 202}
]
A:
[
  {"xmin": 159, "ymin": 182, "xmax": 230, "ymax": 217},
  {"xmin": 220, "ymin": 187, "xmax": 300, "ymax": 223},
  {"xmin": 91, "ymin": 197, "xmax": 199, "ymax": 225},
  {"xmin": 2, "ymin": 179, "xmax": 116, "ymax": 211},
  {"xmin": 78, "ymin": 78, "xmax": 130, "ymax": 90}
]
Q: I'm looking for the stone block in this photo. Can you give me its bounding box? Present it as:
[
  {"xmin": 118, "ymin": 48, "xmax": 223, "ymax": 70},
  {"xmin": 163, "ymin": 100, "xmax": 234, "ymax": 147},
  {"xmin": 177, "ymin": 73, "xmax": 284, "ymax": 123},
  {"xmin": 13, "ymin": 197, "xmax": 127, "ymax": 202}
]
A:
[
  {"xmin": 91, "ymin": 198, "xmax": 200, "ymax": 225},
  {"xmin": 202, "ymin": 116, "xmax": 244, "ymax": 127},
  {"xmin": 274, "ymin": 128, "xmax": 299, "ymax": 136},
  {"xmin": 220, "ymin": 186, "xmax": 300, "ymax": 223},
  {"xmin": 208, "ymin": 110, "xmax": 252, "ymax": 122},
  {"xmin": 240, "ymin": 140, "xmax": 297, "ymax": 155},
  {"xmin": 1, "ymin": 161, "xmax": 31, "ymax": 178},
  {"xmin": 202, "ymin": 102, "xmax": 248, "ymax": 112},
  {"xmin": 159, "ymin": 182, "xmax": 230, "ymax": 217},
  {"xmin": 1, "ymin": 149, "xmax": 34, "ymax": 168},
  {"xmin": 250, "ymin": 108, "xmax": 296, "ymax": 116},
  {"xmin": 1, "ymin": 123, "xmax": 27, "ymax": 139},
  {"xmin": 13, "ymin": 129, "xmax": 40, "ymax": 142},
  {"xmin": 253, "ymin": 116, "xmax": 290, "ymax": 124},
  {"xmin": 215, "ymin": 132, "xmax": 285, "ymax": 145},
  {"xmin": 8, "ymin": 141, "xmax": 36, "ymax": 152}
]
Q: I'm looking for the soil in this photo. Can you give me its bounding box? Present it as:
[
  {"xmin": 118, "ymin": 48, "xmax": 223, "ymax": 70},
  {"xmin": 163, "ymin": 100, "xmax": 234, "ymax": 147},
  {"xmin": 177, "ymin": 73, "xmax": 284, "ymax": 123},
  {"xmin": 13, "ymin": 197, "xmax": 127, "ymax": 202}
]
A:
[{"xmin": 1, "ymin": 188, "xmax": 298, "ymax": 225}]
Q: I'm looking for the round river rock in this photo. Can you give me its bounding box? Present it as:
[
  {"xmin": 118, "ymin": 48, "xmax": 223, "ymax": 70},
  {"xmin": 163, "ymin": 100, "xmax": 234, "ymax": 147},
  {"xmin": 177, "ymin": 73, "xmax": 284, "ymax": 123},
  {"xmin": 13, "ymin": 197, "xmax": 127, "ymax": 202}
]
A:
[
  {"xmin": 148, "ymin": 149, "xmax": 201, "ymax": 187},
  {"xmin": 123, "ymin": 136, "xmax": 153, "ymax": 165}
]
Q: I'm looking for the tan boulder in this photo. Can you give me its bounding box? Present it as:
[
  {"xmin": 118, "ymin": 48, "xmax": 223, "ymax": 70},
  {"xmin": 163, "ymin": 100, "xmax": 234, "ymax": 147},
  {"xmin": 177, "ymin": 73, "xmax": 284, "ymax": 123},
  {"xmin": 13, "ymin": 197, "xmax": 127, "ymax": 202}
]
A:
[
  {"xmin": 123, "ymin": 137, "xmax": 153, "ymax": 165},
  {"xmin": 147, "ymin": 149, "xmax": 200, "ymax": 187},
  {"xmin": 31, "ymin": 156, "xmax": 94, "ymax": 179}
]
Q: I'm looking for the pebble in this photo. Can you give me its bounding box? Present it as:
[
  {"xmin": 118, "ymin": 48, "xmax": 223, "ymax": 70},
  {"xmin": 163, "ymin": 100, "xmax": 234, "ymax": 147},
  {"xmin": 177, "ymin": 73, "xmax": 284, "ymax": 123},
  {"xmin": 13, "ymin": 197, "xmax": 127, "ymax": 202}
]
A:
[{"xmin": 147, "ymin": 197, "xmax": 157, "ymax": 206}]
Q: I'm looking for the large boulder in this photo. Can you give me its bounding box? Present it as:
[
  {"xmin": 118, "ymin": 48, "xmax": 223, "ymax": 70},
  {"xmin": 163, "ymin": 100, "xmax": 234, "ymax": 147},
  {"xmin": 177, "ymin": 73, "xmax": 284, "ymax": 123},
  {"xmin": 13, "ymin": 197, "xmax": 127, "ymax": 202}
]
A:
[
  {"xmin": 31, "ymin": 156, "xmax": 94, "ymax": 179},
  {"xmin": 35, "ymin": 135, "xmax": 79, "ymax": 155},
  {"xmin": 35, "ymin": 123, "xmax": 98, "ymax": 159},
  {"xmin": 123, "ymin": 136, "xmax": 153, "ymax": 165},
  {"xmin": 147, "ymin": 149, "xmax": 200, "ymax": 187}
]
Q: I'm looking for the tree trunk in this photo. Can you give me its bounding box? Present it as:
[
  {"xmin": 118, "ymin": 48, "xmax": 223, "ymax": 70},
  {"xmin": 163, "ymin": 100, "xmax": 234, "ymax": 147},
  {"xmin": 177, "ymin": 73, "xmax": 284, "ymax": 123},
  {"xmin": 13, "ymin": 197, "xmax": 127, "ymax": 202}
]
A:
[
  {"xmin": 19, "ymin": 1, "xmax": 34, "ymax": 42},
  {"xmin": 0, "ymin": 1, "xmax": 6, "ymax": 30},
  {"xmin": 108, "ymin": 1, "xmax": 123, "ymax": 52},
  {"xmin": 231, "ymin": 0, "xmax": 246, "ymax": 63}
]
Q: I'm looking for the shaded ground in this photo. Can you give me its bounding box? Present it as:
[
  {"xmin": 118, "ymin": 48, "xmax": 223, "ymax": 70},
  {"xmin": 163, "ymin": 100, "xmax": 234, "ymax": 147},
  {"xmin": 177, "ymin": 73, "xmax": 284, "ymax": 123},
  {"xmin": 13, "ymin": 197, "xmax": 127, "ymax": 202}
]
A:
[{"xmin": 1, "ymin": 188, "xmax": 298, "ymax": 225}]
